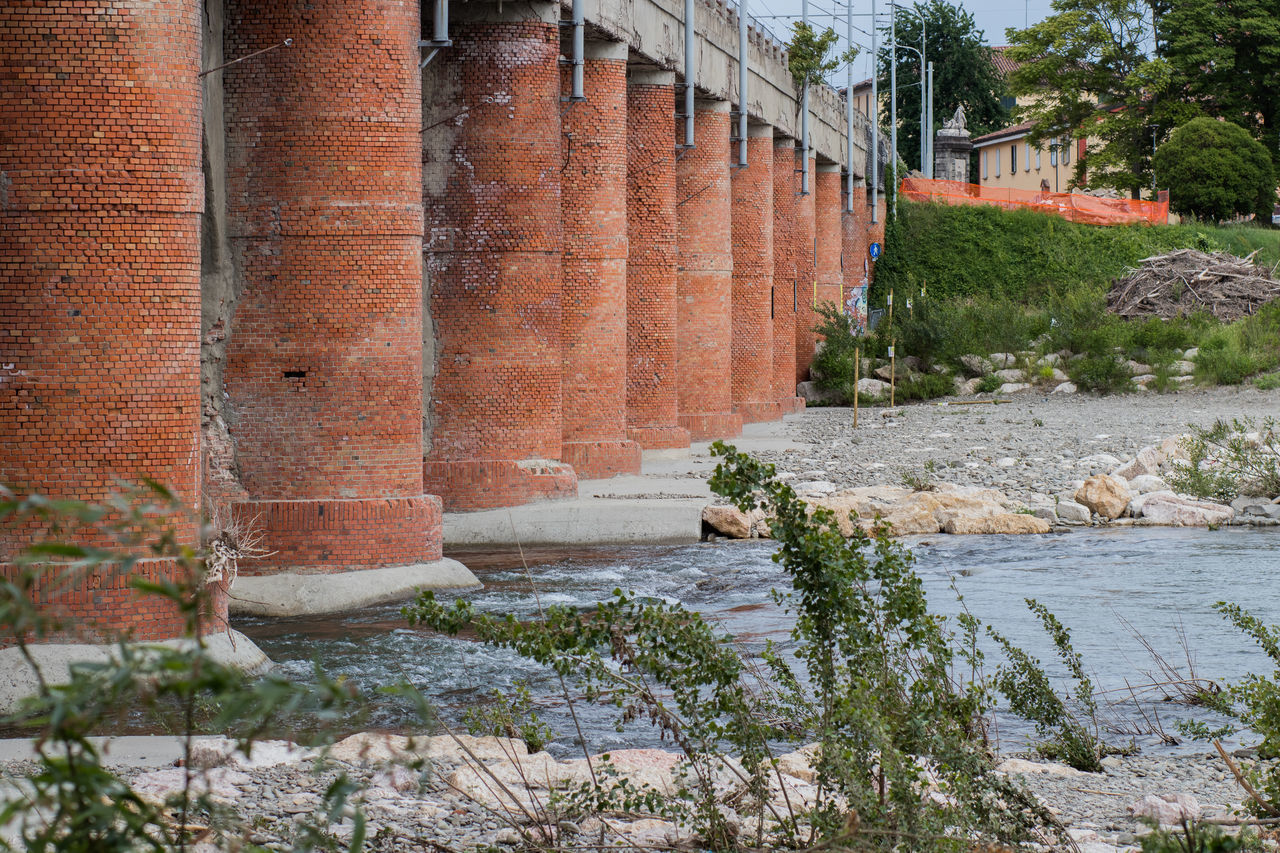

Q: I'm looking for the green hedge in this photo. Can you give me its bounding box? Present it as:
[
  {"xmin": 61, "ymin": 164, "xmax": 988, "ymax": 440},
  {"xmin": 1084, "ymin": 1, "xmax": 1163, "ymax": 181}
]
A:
[{"xmin": 874, "ymin": 200, "xmax": 1280, "ymax": 307}]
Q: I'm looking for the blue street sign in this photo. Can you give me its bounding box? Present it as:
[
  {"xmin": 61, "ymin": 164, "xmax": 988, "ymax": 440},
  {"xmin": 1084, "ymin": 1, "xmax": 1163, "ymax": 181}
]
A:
[{"xmin": 869, "ymin": 242, "xmax": 882, "ymax": 260}]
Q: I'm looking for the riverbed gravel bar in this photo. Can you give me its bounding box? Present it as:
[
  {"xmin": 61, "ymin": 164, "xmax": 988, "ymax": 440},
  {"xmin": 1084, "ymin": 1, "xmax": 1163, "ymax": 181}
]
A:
[{"xmin": 750, "ymin": 385, "xmax": 1280, "ymax": 509}]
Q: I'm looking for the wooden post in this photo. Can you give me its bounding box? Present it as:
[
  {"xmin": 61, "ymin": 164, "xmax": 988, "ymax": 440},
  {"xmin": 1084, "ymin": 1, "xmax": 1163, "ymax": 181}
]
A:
[
  {"xmin": 853, "ymin": 344, "xmax": 860, "ymax": 428},
  {"xmin": 889, "ymin": 343, "xmax": 896, "ymax": 408}
]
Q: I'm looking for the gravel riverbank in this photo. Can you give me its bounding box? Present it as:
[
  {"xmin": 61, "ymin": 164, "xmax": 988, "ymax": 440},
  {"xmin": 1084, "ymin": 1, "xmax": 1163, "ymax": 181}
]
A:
[
  {"xmin": 748, "ymin": 386, "xmax": 1280, "ymax": 507},
  {"xmin": 1, "ymin": 738, "xmax": 1270, "ymax": 852}
]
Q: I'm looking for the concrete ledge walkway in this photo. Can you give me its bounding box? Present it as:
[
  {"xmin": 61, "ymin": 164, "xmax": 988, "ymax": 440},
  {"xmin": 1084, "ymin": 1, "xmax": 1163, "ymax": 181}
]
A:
[
  {"xmin": 0, "ymin": 630, "xmax": 270, "ymax": 716},
  {"xmin": 443, "ymin": 418, "xmax": 806, "ymax": 547},
  {"xmin": 228, "ymin": 558, "xmax": 479, "ymax": 618}
]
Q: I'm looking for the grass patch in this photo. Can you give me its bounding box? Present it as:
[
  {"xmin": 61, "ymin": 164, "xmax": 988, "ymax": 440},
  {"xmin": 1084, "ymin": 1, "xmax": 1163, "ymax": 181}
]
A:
[{"xmin": 877, "ymin": 200, "xmax": 1280, "ymax": 306}]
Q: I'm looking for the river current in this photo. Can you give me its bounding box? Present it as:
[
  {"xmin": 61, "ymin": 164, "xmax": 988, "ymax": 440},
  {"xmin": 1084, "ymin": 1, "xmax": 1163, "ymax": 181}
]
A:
[{"xmin": 239, "ymin": 527, "xmax": 1280, "ymax": 757}]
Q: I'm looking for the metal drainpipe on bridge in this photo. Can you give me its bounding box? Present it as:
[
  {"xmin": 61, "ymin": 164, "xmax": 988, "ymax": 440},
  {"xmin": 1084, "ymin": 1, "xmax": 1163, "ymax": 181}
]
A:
[
  {"xmin": 734, "ymin": 0, "xmax": 748, "ymax": 168},
  {"xmin": 419, "ymin": 0, "xmax": 451, "ymax": 68},
  {"xmin": 682, "ymin": 0, "xmax": 696, "ymax": 148}
]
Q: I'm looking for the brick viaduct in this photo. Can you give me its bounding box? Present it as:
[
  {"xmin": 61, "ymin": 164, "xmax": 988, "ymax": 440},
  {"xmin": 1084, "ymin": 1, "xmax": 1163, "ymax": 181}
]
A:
[{"xmin": 0, "ymin": 0, "xmax": 886, "ymax": 642}]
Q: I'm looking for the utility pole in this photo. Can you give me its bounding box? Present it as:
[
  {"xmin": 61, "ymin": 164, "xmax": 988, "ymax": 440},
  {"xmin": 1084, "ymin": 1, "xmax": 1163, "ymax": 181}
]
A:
[
  {"xmin": 926, "ymin": 60, "xmax": 933, "ymax": 178},
  {"xmin": 890, "ymin": 1, "xmax": 897, "ymax": 214},
  {"xmin": 801, "ymin": 0, "xmax": 810, "ymax": 194},
  {"xmin": 870, "ymin": 0, "xmax": 878, "ymax": 223},
  {"xmin": 845, "ymin": 0, "xmax": 854, "ymax": 212}
]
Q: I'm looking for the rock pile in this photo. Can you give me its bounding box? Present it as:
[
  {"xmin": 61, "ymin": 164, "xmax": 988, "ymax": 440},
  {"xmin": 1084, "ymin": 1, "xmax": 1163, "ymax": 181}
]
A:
[
  {"xmin": 705, "ymin": 428, "xmax": 1280, "ymax": 535},
  {"xmin": 703, "ymin": 482, "xmax": 1050, "ymax": 539}
]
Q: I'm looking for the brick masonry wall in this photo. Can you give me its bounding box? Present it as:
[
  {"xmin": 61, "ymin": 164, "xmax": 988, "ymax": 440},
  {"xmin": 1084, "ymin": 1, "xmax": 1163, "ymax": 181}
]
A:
[
  {"xmin": 794, "ymin": 156, "xmax": 818, "ymax": 384},
  {"xmin": 625, "ymin": 79, "xmax": 690, "ymax": 450},
  {"xmin": 0, "ymin": 1, "xmax": 212, "ymax": 641},
  {"xmin": 730, "ymin": 132, "xmax": 782, "ymax": 424},
  {"xmin": 560, "ymin": 53, "xmax": 642, "ymax": 478},
  {"xmin": 842, "ymin": 195, "xmax": 870, "ymax": 314},
  {"xmin": 771, "ymin": 138, "xmax": 803, "ymax": 414},
  {"xmin": 675, "ymin": 100, "xmax": 742, "ymax": 441},
  {"xmin": 422, "ymin": 11, "xmax": 577, "ymax": 510},
  {"xmin": 0, "ymin": 559, "xmax": 229, "ymax": 645},
  {"xmin": 222, "ymin": 0, "xmax": 441, "ymax": 568},
  {"xmin": 815, "ymin": 167, "xmax": 844, "ymax": 313}
]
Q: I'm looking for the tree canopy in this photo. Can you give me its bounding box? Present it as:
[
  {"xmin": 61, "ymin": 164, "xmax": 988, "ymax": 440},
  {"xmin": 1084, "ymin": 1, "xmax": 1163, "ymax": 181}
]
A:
[
  {"xmin": 877, "ymin": 1, "xmax": 1008, "ymax": 177},
  {"xmin": 1156, "ymin": 0, "xmax": 1280, "ymax": 158},
  {"xmin": 1003, "ymin": 0, "xmax": 1179, "ymax": 198},
  {"xmin": 1153, "ymin": 117, "xmax": 1276, "ymax": 222}
]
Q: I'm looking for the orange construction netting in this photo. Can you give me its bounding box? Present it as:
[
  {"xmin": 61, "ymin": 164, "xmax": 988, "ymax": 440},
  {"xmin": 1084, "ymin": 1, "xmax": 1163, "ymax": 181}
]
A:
[{"xmin": 899, "ymin": 177, "xmax": 1169, "ymax": 227}]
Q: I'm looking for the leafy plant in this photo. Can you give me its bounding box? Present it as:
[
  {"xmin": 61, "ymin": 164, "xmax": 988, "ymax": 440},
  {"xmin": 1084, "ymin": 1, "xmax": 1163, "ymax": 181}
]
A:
[
  {"xmin": 1166, "ymin": 418, "xmax": 1280, "ymax": 501},
  {"xmin": 1154, "ymin": 118, "xmax": 1277, "ymax": 223},
  {"xmin": 988, "ymin": 599, "xmax": 1109, "ymax": 772},
  {"xmin": 785, "ymin": 23, "xmax": 854, "ymax": 91},
  {"xmin": 1140, "ymin": 819, "xmax": 1258, "ymax": 852},
  {"xmin": 1256, "ymin": 372, "xmax": 1280, "ymax": 391},
  {"xmin": 407, "ymin": 445, "xmax": 1061, "ymax": 850},
  {"xmin": 0, "ymin": 484, "xmax": 381, "ymax": 852},
  {"xmin": 1068, "ymin": 353, "xmax": 1133, "ymax": 393},
  {"xmin": 463, "ymin": 679, "xmax": 555, "ymax": 754},
  {"xmin": 976, "ymin": 374, "xmax": 1003, "ymax": 393}
]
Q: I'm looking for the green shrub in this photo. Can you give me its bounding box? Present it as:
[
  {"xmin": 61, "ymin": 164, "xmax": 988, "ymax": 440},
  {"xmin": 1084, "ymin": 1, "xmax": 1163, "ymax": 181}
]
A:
[
  {"xmin": 976, "ymin": 374, "xmax": 1003, "ymax": 393},
  {"xmin": 407, "ymin": 446, "xmax": 1063, "ymax": 850},
  {"xmin": 1139, "ymin": 819, "xmax": 1258, "ymax": 852},
  {"xmin": 1154, "ymin": 118, "xmax": 1277, "ymax": 222},
  {"xmin": 895, "ymin": 371, "xmax": 955, "ymax": 401},
  {"xmin": 989, "ymin": 600, "xmax": 1110, "ymax": 772},
  {"xmin": 1213, "ymin": 602, "xmax": 1280, "ymax": 817},
  {"xmin": 1256, "ymin": 372, "xmax": 1280, "ymax": 391},
  {"xmin": 1068, "ymin": 353, "xmax": 1132, "ymax": 393},
  {"xmin": 1195, "ymin": 333, "xmax": 1264, "ymax": 385},
  {"xmin": 1166, "ymin": 418, "xmax": 1280, "ymax": 501}
]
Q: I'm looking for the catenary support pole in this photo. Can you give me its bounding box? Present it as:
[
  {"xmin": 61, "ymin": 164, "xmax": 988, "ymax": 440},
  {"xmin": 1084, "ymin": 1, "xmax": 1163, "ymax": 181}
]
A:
[
  {"xmin": 870, "ymin": 0, "xmax": 878, "ymax": 223},
  {"xmin": 845, "ymin": 0, "xmax": 854, "ymax": 212},
  {"xmin": 738, "ymin": 0, "xmax": 748, "ymax": 167},
  {"xmin": 890, "ymin": 1, "xmax": 897, "ymax": 214},
  {"xmin": 800, "ymin": 0, "xmax": 810, "ymax": 194},
  {"xmin": 926, "ymin": 60, "xmax": 934, "ymax": 177}
]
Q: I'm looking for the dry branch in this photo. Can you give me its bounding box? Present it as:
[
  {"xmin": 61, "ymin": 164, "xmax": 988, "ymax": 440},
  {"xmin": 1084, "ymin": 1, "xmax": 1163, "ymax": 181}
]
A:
[{"xmin": 1107, "ymin": 249, "xmax": 1280, "ymax": 322}]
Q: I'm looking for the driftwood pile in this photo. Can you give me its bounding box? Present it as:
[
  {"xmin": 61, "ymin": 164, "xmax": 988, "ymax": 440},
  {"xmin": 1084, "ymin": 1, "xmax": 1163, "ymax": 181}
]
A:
[{"xmin": 1107, "ymin": 248, "xmax": 1280, "ymax": 322}]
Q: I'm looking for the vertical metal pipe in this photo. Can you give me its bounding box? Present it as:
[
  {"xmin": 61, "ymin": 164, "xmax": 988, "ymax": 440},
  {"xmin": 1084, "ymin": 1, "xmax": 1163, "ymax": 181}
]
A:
[
  {"xmin": 845, "ymin": 0, "xmax": 853, "ymax": 212},
  {"xmin": 890, "ymin": 1, "xmax": 897, "ymax": 214},
  {"xmin": 738, "ymin": 0, "xmax": 748, "ymax": 167},
  {"xmin": 926, "ymin": 60, "xmax": 934, "ymax": 178},
  {"xmin": 684, "ymin": 0, "xmax": 696, "ymax": 147},
  {"xmin": 920, "ymin": 19, "xmax": 927, "ymax": 174},
  {"xmin": 870, "ymin": 0, "xmax": 878, "ymax": 223},
  {"xmin": 434, "ymin": 0, "xmax": 449, "ymax": 45},
  {"xmin": 800, "ymin": 0, "xmax": 809, "ymax": 194},
  {"xmin": 571, "ymin": 0, "xmax": 584, "ymax": 100}
]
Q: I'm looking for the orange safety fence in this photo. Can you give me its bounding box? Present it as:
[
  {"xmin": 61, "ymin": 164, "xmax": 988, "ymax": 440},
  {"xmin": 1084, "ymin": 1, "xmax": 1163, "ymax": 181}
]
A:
[{"xmin": 899, "ymin": 177, "xmax": 1169, "ymax": 227}]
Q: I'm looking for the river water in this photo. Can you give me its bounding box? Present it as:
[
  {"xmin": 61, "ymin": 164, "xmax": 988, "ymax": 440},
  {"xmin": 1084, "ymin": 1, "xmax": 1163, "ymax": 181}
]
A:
[{"xmin": 239, "ymin": 528, "xmax": 1280, "ymax": 757}]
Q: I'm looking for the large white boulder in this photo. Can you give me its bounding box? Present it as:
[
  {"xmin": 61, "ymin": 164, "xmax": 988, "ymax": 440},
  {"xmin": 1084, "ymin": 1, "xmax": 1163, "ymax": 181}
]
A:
[{"xmin": 1138, "ymin": 494, "xmax": 1234, "ymax": 527}]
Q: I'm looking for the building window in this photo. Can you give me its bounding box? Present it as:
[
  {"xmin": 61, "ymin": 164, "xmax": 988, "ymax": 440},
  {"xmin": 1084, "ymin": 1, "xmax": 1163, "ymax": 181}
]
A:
[
  {"xmin": 1064, "ymin": 141, "xmax": 1071, "ymax": 164},
  {"xmin": 995, "ymin": 148, "xmax": 1001, "ymax": 177},
  {"xmin": 1036, "ymin": 147, "xmax": 1041, "ymax": 170},
  {"xmin": 1010, "ymin": 144, "xmax": 1017, "ymax": 173},
  {"xmin": 1025, "ymin": 142, "xmax": 1032, "ymax": 171},
  {"xmin": 1050, "ymin": 141, "xmax": 1058, "ymax": 167},
  {"xmin": 982, "ymin": 150, "xmax": 988, "ymax": 179}
]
